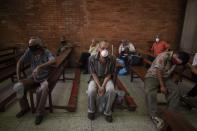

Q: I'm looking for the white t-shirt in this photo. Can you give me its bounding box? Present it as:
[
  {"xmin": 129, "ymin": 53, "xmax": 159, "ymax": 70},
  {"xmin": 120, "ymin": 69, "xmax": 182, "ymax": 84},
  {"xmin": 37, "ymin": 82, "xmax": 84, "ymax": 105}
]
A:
[
  {"xmin": 192, "ymin": 53, "xmax": 197, "ymax": 66},
  {"xmin": 118, "ymin": 42, "xmax": 135, "ymax": 54}
]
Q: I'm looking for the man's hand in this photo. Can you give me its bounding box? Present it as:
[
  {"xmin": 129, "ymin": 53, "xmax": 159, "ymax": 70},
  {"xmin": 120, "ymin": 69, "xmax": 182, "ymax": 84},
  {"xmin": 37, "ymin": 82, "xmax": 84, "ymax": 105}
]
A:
[
  {"xmin": 32, "ymin": 66, "xmax": 40, "ymax": 78},
  {"xmin": 98, "ymin": 86, "xmax": 105, "ymax": 96},
  {"xmin": 160, "ymin": 86, "xmax": 168, "ymax": 94}
]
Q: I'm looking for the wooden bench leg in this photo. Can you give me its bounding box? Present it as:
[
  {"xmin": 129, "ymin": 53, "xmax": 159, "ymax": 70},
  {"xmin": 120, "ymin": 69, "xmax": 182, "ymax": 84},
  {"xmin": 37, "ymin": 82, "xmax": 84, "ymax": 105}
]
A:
[
  {"xmin": 29, "ymin": 91, "xmax": 35, "ymax": 113},
  {"xmin": 48, "ymin": 92, "xmax": 53, "ymax": 113}
]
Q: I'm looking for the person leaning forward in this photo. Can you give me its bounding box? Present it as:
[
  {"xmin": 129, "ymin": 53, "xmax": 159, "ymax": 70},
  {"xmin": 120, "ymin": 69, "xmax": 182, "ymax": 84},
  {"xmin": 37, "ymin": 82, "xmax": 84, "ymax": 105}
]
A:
[
  {"xmin": 87, "ymin": 40, "xmax": 116, "ymax": 122},
  {"xmin": 145, "ymin": 51, "xmax": 189, "ymax": 130},
  {"xmin": 13, "ymin": 37, "xmax": 56, "ymax": 125}
]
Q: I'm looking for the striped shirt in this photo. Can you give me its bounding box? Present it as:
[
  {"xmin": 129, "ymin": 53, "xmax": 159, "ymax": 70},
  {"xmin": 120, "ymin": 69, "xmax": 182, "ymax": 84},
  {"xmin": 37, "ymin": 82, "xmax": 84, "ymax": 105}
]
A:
[
  {"xmin": 89, "ymin": 53, "xmax": 116, "ymax": 79},
  {"xmin": 145, "ymin": 51, "xmax": 176, "ymax": 78}
]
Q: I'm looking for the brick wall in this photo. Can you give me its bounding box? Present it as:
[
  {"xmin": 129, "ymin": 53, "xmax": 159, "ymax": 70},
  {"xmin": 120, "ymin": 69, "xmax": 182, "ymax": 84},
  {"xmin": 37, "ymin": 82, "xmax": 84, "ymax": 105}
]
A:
[{"xmin": 0, "ymin": 0, "xmax": 186, "ymax": 63}]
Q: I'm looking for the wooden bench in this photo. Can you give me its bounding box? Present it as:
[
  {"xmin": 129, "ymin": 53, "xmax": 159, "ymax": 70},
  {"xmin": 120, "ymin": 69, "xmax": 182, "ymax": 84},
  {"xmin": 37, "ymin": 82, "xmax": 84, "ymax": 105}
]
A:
[
  {"xmin": 29, "ymin": 47, "xmax": 79, "ymax": 113},
  {"xmin": 52, "ymin": 68, "xmax": 81, "ymax": 112},
  {"xmin": 115, "ymin": 77, "xmax": 137, "ymax": 111},
  {"xmin": 130, "ymin": 58, "xmax": 150, "ymax": 82},
  {"xmin": 160, "ymin": 108, "xmax": 197, "ymax": 131},
  {"xmin": 0, "ymin": 47, "xmax": 29, "ymax": 111},
  {"xmin": 112, "ymin": 63, "xmax": 137, "ymax": 111}
]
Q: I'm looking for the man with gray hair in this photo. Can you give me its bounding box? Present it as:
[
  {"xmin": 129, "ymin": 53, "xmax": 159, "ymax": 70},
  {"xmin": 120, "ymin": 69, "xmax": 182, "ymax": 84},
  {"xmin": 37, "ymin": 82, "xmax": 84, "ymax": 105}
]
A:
[
  {"xmin": 13, "ymin": 37, "xmax": 56, "ymax": 125},
  {"xmin": 88, "ymin": 41, "xmax": 116, "ymax": 122}
]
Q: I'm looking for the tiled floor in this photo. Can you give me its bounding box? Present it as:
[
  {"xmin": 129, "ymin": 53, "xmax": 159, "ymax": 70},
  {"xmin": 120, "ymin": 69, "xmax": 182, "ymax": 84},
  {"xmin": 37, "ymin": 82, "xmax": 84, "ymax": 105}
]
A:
[{"xmin": 0, "ymin": 71, "xmax": 197, "ymax": 131}]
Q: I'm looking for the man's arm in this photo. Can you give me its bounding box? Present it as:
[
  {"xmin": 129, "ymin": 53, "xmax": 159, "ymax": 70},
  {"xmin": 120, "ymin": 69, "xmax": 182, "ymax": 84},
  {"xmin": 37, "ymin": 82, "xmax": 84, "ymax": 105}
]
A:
[
  {"xmin": 16, "ymin": 57, "xmax": 23, "ymax": 81},
  {"xmin": 102, "ymin": 74, "xmax": 111, "ymax": 89},
  {"xmin": 92, "ymin": 73, "xmax": 101, "ymax": 89},
  {"xmin": 150, "ymin": 43, "xmax": 154, "ymax": 53},
  {"xmin": 156, "ymin": 68, "xmax": 167, "ymax": 94},
  {"xmin": 33, "ymin": 58, "xmax": 56, "ymax": 77},
  {"xmin": 164, "ymin": 41, "xmax": 170, "ymax": 51},
  {"xmin": 17, "ymin": 49, "xmax": 30, "ymax": 80},
  {"xmin": 38, "ymin": 58, "xmax": 56, "ymax": 69}
]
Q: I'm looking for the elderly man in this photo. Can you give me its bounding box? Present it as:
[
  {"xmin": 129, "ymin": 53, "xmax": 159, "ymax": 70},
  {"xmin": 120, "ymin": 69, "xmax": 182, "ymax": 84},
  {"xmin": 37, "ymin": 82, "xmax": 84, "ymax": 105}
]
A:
[
  {"xmin": 145, "ymin": 51, "xmax": 189, "ymax": 129},
  {"xmin": 13, "ymin": 37, "xmax": 56, "ymax": 125},
  {"xmin": 88, "ymin": 41, "xmax": 116, "ymax": 122}
]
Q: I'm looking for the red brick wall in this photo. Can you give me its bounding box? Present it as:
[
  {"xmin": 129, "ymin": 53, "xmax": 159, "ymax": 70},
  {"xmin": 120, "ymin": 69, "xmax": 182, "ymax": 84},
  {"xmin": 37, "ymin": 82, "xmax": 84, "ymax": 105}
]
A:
[{"xmin": 0, "ymin": 0, "xmax": 186, "ymax": 62}]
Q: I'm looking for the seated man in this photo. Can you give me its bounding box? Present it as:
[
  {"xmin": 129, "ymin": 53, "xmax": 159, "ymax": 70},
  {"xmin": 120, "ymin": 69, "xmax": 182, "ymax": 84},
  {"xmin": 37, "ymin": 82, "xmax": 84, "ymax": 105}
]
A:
[
  {"xmin": 88, "ymin": 40, "xmax": 116, "ymax": 122},
  {"xmin": 151, "ymin": 35, "xmax": 170, "ymax": 58},
  {"xmin": 145, "ymin": 51, "xmax": 189, "ymax": 129},
  {"xmin": 13, "ymin": 37, "xmax": 56, "ymax": 125},
  {"xmin": 118, "ymin": 40, "xmax": 139, "ymax": 72},
  {"xmin": 56, "ymin": 36, "xmax": 72, "ymax": 56},
  {"xmin": 118, "ymin": 40, "xmax": 136, "ymax": 55}
]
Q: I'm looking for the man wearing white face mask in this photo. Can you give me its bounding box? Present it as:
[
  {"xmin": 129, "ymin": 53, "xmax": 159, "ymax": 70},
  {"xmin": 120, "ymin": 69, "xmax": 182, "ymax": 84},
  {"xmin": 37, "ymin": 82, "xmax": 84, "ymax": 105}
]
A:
[
  {"xmin": 151, "ymin": 35, "xmax": 170, "ymax": 57},
  {"xmin": 87, "ymin": 41, "xmax": 116, "ymax": 122}
]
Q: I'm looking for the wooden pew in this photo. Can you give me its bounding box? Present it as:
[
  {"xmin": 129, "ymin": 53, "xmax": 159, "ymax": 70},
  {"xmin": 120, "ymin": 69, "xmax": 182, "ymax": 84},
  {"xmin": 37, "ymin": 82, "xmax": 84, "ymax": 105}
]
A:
[
  {"xmin": 0, "ymin": 47, "xmax": 27, "ymax": 82},
  {"xmin": 0, "ymin": 47, "xmax": 29, "ymax": 111},
  {"xmin": 116, "ymin": 77, "xmax": 137, "ymax": 111},
  {"xmin": 137, "ymin": 48, "xmax": 155, "ymax": 58},
  {"xmin": 53, "ymin": 68, "xmax": 81, "ymax": 112},
  {"xmin": 113, "ymin": 63, "xmax": 137, "ymax": 111},
  {"xmin": 160, "ymin": 108, "xmax": 197, "ymax": 131},
  {"xmin": 130, "ymin": 58, "xmax": 151, "ymax": 82}
]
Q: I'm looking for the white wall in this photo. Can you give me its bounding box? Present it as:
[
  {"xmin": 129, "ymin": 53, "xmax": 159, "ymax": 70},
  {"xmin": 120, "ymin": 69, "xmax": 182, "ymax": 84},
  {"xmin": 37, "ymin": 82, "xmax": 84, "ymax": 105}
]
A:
[{"xmin": 180, "ymin": 0, "xmax": 197, "ymax": 54}]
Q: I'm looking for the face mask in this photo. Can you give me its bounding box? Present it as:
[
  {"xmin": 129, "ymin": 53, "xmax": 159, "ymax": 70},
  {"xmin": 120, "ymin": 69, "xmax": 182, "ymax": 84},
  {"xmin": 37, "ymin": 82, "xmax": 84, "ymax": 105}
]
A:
[
  {"xmin": 29, "ymin": 45, "xmax": 39, "ymax": 52},
  {"xmin": 101, "ymin": 49, "xmax": 109, "ymax": 58},
  {"xmin": 156, "ymin": 38, "xmax": 160, "ymax": 42}
]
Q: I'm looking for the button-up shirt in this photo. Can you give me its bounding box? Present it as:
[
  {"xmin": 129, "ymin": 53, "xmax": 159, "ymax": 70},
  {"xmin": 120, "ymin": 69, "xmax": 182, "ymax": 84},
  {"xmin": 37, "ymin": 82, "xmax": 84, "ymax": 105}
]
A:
[
  {"xmin": 21, "ymin": 48, "xmax": 55, "ymax": 82},
  {"xmin": 89, "ymin": 53, "xmax": 115, "ymax": 79}
]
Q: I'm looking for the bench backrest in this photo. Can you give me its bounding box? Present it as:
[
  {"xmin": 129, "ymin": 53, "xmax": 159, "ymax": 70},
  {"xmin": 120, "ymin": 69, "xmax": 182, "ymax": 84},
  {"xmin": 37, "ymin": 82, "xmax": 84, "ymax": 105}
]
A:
[
  {"xmin": 0, "ymin": 47, "xmax": 18, "ymax": 70},
  {"xmin": 47, "ymin": 48, "xmax": 72, "ymax": 90}
]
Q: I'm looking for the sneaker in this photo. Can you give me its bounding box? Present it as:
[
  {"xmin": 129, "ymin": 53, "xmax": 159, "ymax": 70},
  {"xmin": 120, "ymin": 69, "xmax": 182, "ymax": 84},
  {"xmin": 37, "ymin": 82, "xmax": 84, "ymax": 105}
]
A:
[
  {"xmin": 88, "ymin": 113, "xmax": 95, "ymax": 120},
  {"xmin": 151, "ymin": 116, "xmax": 165, "ymax": 130},
  {"xmin": 35, "ymin": 115, "xmax": 44, "ymax": 125},
  {"xmin": 105, "ymin": 115, "xmax": 113, "ymax": 123},
  {"xmin": 16, "ymin": 107, "xmax": 30, "ymax": 118}
]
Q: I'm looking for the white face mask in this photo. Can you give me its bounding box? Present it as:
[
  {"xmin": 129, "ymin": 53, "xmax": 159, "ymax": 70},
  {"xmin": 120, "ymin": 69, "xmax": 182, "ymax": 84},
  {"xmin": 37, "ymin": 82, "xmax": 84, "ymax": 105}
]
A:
[
  {"xmin": 156, "ymin": 38, "xmax": 160, "ymax": 42},
  {"xmin": 101, "ymin": 49, "xmax": 109, "ymax": 58}
]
